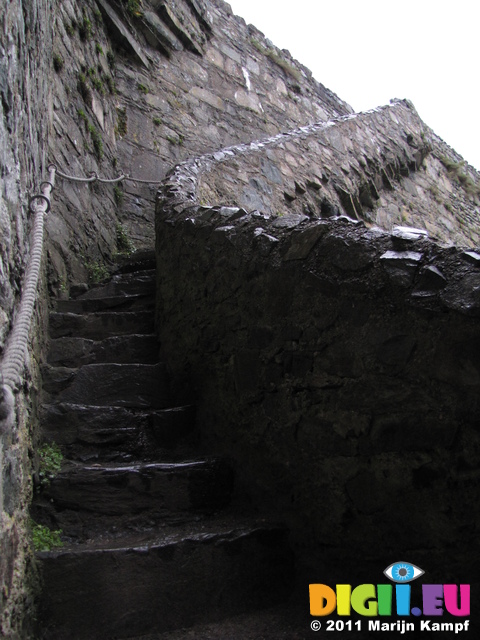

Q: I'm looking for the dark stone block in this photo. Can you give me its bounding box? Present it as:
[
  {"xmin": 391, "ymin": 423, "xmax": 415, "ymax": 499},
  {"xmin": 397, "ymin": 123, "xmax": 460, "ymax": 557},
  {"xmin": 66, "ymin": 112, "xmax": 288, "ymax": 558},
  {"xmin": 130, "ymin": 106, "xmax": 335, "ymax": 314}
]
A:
[
  {"xmin": 54, "ymin": 363, "xmax": 170, "ymax": 409},
  {"xmin": 346, "ymin": 471, "xmax": 386, "ymax": 514},
  {"xmin": 234, "ymin": 350, "xmax": 261, "ymax": 394}
]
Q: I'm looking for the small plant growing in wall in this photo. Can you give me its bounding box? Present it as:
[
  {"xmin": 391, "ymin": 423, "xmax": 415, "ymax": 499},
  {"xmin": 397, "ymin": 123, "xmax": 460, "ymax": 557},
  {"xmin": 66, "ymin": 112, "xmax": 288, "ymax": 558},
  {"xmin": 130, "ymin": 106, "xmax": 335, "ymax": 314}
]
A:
[
  {"xmin": 52, "ymin": 53, "xmax": 64, "ymax": 72},
  {"xmin": 115, "ymin": 223, "xmax": 135, "ymax": 256},
  {"xmin": 30, "ymin": 520, "xmax": 63, "ymax": 552},
  {"xmin": 115, "ymin": 107, "xmax": 128, "ymax": 138},
  {"xmin": 65, "ymin": 20, "xmax": 75, "ymax": 36},
  {"xmin": 123, "ymin": 0, "xmax": 144, "ymax": 18},
  {"xmin": 113, "ymin": 185, "xmax": 124, "ymax": 206},
  {"xmin": 38, "ymin": 442, "xmax": 63, "ymax": 488},
  {"xmin": 152, "ymin": 116, "xmax": 162, "ymax": 127},
  {"xmin": 137, "ymin": 83, "xmax": 150, "ymax": 95},
  {"xmin": 103, "ymin": 74, "xmax": 116, "ymax": 94},
  {"xmin": 79, "ymin": 13, "xmax": 93, "ymax": 41},
  {"xmin": 78, "ymin": 72, "xmax": 92, "ymax": 105},
  {"xmin": 86, "ymin": 260, "xmax": 110, "ymax": 284},
  {"xmin": 87, "ymin": 122, "xmax": 103, "ymax": 160}
]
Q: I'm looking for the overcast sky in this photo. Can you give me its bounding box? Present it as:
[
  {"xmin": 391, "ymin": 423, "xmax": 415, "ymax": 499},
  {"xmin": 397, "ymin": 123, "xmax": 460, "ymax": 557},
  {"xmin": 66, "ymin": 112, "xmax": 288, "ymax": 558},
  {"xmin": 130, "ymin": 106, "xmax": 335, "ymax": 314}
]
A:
[{"xmin": 227, "ymin": 0, "xmax": 480, "ymax": 171}]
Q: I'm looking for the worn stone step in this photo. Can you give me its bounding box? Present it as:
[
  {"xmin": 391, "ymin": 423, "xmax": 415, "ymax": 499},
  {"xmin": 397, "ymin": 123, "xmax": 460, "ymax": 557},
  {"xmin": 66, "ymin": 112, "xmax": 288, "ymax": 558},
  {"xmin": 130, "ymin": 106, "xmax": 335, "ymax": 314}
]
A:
[
  {"xmin": 36, "ymin": 521, "xmax": 294, "ymax": 639},
  {"xmin": 114, "ymin": 249, "xmax": 156, "ymax": 274},
  {"xmin": 49, "ymin": 310, "xmax": 155, "ymax": 340},
  {"xmin": 43, "ymin": 363, "xmax": 170, "ymax": 408},
  {"xmin": 47, "ymin": 334, "xmax": 160, "ymax": 367},
  {"xmin": 77, "ymin": 269, "xmax": 156, "ymax": 300},
  {"xmin": 33, "ymin": 458, "xmax": 234, "ymax": 539},
  {"xmin": 55, "ymin": 292, "xmax": 155, "ymax": 314},
  {"xmin": 41, "ymin": 403, "xmax": 196, "ymax": 457}
]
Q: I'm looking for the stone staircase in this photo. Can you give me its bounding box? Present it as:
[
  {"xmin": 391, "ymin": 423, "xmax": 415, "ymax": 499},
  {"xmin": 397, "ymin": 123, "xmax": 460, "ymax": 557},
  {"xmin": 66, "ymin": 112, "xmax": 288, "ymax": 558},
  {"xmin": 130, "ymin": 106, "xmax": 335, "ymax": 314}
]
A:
[{"xmin": 33, "ymin": 251, "xmax": 294, "ymax": 639}]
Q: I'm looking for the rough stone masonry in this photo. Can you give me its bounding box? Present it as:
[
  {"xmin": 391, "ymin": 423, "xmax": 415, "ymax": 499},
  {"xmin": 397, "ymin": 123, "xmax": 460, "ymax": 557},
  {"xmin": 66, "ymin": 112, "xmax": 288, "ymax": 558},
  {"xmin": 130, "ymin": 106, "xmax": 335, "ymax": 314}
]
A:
[{"xmin": 1, "ymin": 0, "xmax": 480, "ymax": 635}]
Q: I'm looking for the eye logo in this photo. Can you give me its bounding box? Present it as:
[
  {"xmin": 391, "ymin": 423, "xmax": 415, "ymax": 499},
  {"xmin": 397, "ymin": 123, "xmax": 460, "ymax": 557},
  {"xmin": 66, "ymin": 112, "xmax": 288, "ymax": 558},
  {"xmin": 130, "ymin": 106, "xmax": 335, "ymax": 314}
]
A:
[{"xmin": 384, "ymin": 561, "xmax": 424, "ymax": 583}]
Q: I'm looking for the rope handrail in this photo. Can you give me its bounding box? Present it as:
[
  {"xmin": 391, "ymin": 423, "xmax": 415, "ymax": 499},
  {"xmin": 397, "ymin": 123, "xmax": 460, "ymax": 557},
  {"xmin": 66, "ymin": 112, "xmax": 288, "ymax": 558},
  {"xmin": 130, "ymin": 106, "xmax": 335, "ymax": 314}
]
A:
[
  {"xmin": 52, "ymin": 164, "xmax": 163, "ymax": 185},
  {"xmin": 0, "ymin": 161, "xmax": 164, "ymax": 432},
  {"xmin": 1, "ymin": 165, "xmax": 56, "ymax": 391},
  {"xmin": 0, "ymin": 165, "xmax": 56, "ymax": 432}
]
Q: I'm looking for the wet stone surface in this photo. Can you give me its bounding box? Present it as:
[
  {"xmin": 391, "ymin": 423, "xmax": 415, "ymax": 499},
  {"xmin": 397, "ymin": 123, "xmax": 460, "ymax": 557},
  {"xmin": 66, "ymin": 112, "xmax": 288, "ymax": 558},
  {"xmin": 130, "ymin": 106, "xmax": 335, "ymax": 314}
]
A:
[{"xmin": 34, "ymin": 254, "xmax": 294, "ymax": 639}]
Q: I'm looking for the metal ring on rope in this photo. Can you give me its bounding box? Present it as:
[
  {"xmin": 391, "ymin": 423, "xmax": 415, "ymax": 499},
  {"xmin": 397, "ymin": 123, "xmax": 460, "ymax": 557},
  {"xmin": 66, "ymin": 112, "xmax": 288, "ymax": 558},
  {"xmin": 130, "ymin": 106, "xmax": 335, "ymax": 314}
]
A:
[{"xmin": 29, "ymin": 194, "xmax": 51, "ymax": 213}]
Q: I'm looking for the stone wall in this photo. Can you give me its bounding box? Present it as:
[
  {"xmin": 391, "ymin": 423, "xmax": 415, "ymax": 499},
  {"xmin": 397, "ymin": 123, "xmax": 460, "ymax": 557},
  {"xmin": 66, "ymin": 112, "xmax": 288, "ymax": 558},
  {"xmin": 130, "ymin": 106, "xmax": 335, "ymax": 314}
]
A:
[
  {"xmin": 197, "ymin": 101, "xmax": 480, "ymax": 248},
  {"xmin": 0, "ymin": 0, "xmax": 53, "ymax": 636},
  {"xmin": 46, "ymin": 0, "xmax": 352, "ymax": 293},
  {"xmin": 156, "ymin": 99, "xmax": 480, "ymax": 589}
]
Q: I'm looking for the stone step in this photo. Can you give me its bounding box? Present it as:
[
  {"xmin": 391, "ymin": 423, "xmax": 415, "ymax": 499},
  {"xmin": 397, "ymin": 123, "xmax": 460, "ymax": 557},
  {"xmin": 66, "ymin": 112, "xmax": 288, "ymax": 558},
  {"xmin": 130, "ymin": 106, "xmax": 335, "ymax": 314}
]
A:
[
  {"xmin": 43, "ymin": 363, "xmax": 170, "ymax": 409},
  {"xmin": 33, "ymin": 458, "xmax": 234, "ymax": 540},
  {"xmin": 77, "ymin": 270, "xmax": 156, "ymax": 300},
  {"xmin": 41, "ymin": 403, "xmax": 196, "ymax": 458},
  {"xmin": 47, "ymin": 334, "xmax": 160, "ymax": 367},
  {"xmin": 114, "ymin": 249, "xmax": 156, "ymax": 274},
  {"xmin": 49, "ymin": 310, "xmax": 155, "ymax": 340},
  {"xmin": 56, "ymin": 292, "xmax": 155, "ymax": 314},
  {"xmin": 36, "ymin": 521, "xmax": 293, "ymax": 639}
]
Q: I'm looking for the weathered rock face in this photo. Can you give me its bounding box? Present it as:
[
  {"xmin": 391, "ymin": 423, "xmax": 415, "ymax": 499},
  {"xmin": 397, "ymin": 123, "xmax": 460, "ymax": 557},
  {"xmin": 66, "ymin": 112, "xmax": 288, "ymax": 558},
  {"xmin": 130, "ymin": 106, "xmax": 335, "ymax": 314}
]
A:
[
  {"xmin": 47, "ymin": 0, "xmax": 352, "ymax": 293},
  {"xmin": 156, "ymin": 99, "xmax": 480, "ymax": 591},
  {"xmin": 0, "ymin": 0, "xmax": 53, "ymax": 636}
]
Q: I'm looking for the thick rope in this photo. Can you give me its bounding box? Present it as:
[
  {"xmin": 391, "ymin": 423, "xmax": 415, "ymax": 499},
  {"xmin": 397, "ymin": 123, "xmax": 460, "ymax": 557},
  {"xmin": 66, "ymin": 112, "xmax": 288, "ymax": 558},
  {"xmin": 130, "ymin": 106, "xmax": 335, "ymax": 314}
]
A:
[
  {"xmin": 1, "ymin": 166, "xmax": 55, "ymax": 392},
  {"xmin": 0, "ymin": 162, "xmax": 161, "ymax": 432},
  {"xmin": 53, "ymin": 164, "xmax": 162, "ymax": 185}
]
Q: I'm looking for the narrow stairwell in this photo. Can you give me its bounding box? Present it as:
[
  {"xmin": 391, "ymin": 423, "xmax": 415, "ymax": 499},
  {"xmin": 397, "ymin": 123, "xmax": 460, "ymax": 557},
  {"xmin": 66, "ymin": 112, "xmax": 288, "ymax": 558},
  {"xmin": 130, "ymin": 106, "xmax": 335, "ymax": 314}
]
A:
[{"xmin": 33, "ymin": 251, "xmax": 294, "ymax": 640}]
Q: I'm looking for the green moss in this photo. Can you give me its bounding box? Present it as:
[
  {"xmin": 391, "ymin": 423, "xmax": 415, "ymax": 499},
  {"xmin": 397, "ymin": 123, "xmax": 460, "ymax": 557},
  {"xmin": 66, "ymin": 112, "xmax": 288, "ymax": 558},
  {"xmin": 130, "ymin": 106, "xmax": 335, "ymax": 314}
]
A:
[
  {"xmin": 103, "ymin": 74, "xmax": 116, "ymax": 94},
  {"xmin": 440, "ymin": 156, "xmax": 480, "ymax": 197},
  {"xmin": 124, "ymin": 0, "xmax": 144, "ymax": 18},
  {"xmin": 65, "ymin": 21, "xmax": 75, "ymax": 36},
  {"xmin": 79, "ymin": 15, "xmax": 93, "ymax": 41},
  {"xmin": 267, "ymin": 51, "xmax": 302, "ymax": 81},
  {"xmin": 95, "ymin": 43, "xmax": 104, "ymax": 55},
  {"xmin": 87, "ymin": 123, "xmax": 103, "ymax": 160},
  {"xmin": 166, "ymin": 132, "xmax": 184, "ymax": 146},
  {"xmin": 249, "ymin": 37, "xmax": 302, "ymax": 81},
  {"xmin": 115, "ymin": 107, "xmax": 128, "ymax": 138},
  {"xmin": 116, "ymin": 223, "xmax": 135, "ymax": 256},
  {"xmin": 78, "ymin": 72, "xmax": 92, "ymax": 104},
  {"xmin": 152, "ymin": 116, "xmax": 162, "ymax": 126},
  {"xmin": 113, "ymin": 185, "xmax": 124, "ymax": 206},
  {"xmin": 107, "ymin": 50, "xmax": 116, "ymax": 67},
  {"xmin": 92, "ymin": 76, "xmax": 105, "ymax": 95},
  {"xmin": 250, "ymin": 38, "xmax": 268, "ymax": 55},
  {"xmin": 30, "ymin": 521, "xmax": 63, "ymax": 552},
  {"xmin": 137, "ymin": 83, "xmax": 150, "ymax": 95},
  {"xmin": 53, "ymin": 53, "xmax": 64, "ymax": 72},
  {"xmin": 38, "ymin": 443, "xmax": 63, "ymax": 487}
]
